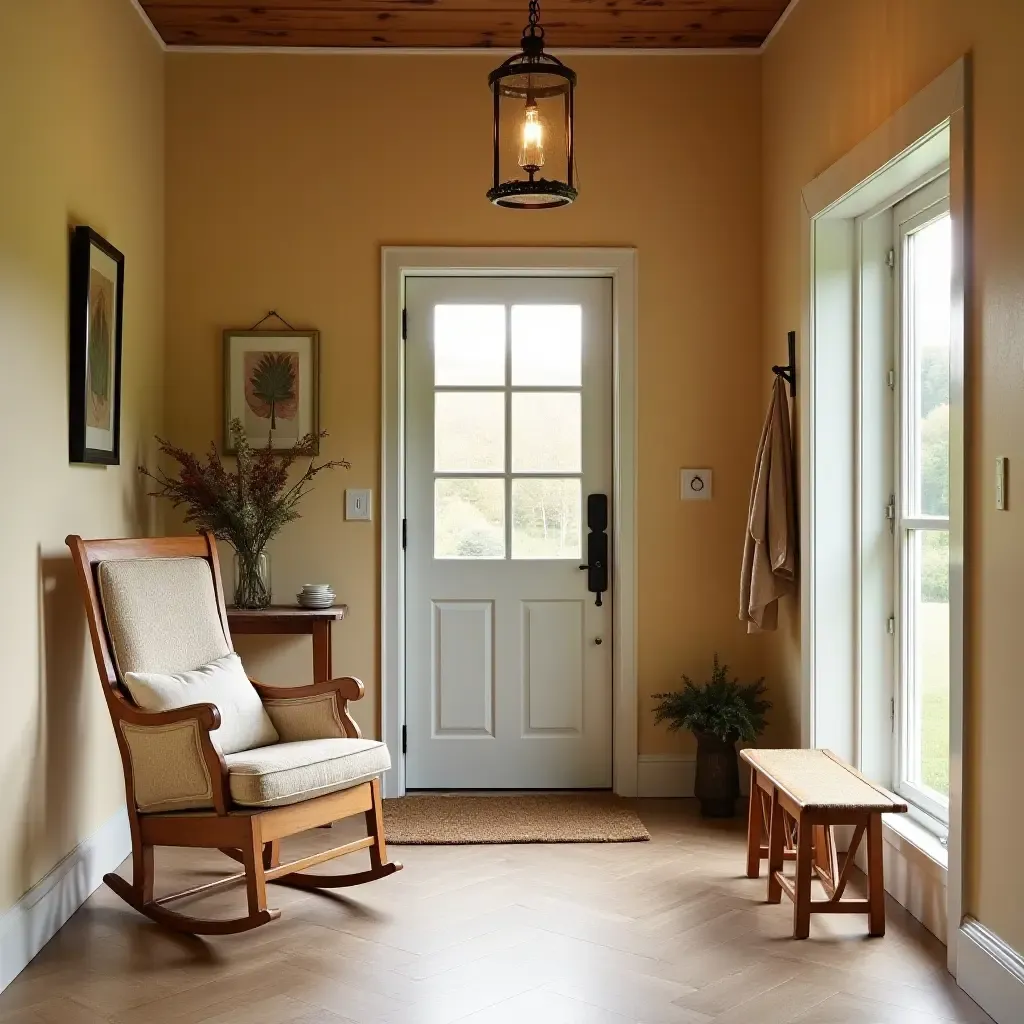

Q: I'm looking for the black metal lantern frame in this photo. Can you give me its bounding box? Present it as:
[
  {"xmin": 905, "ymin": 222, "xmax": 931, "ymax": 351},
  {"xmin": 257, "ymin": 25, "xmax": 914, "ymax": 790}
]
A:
[{"xmin": 487, "ymin": 0, "xmax": 576, "ymax": 209}]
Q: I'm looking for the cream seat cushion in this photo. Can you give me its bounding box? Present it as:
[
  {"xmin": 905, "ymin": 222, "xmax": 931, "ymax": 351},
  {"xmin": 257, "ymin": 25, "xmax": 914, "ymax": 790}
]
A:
[
  {"xmin": 124, "ymin": 652, "xmax": 279, "ymax": 756},
  {"xmin": 224, "ymin": 738, "xmax": 390, "ymax": 808}
]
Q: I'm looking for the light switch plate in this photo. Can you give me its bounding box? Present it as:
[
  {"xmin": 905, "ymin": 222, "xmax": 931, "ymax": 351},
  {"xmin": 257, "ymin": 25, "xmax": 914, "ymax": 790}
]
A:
[
  {"xmin": 345, "ymin": 488, "xmax": 373, "ymax": 521},
  {"xmin": 680, "ymin": 469, "xmax": 713, "ymax": 501}
]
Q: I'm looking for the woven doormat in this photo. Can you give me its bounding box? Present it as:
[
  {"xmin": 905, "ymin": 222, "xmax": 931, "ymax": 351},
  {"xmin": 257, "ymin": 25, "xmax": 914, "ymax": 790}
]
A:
[{"xmin": 382, "ymin": 793, "xmax": 650, "ymax": 845}]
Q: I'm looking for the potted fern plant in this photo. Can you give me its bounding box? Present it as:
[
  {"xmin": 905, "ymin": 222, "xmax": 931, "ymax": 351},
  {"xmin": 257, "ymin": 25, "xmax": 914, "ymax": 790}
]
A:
[{"xmin": 652, "ymin": 655, "xmax": 770, "ymax": 818}]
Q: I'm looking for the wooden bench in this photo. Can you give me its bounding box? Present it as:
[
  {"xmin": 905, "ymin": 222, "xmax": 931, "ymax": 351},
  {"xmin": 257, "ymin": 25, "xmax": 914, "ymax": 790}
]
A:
[{"xmin": 740, "ymin": 748, "xmax": 908, "ymax": 939}]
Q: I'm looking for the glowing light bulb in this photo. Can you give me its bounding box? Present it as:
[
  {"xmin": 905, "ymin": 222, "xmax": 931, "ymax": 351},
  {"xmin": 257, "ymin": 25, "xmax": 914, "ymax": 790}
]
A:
[{"xmin": 518, "ymin": 101, "xmax": 545, "ymax": 172}]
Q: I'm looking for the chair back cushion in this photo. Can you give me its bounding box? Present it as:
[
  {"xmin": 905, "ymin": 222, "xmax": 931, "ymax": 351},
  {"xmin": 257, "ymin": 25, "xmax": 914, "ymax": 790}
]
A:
[
  {"xmin": 98, "ymin": 556, "xmax": 231, "ymax": 676},
  {"xmin": 124, "ymin": 653, "xmax": 279, "ymax": 755}
]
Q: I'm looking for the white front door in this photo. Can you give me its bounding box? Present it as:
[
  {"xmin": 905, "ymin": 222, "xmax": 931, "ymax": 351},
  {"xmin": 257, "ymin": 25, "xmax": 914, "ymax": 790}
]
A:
[{"xmin": 404, "ymin": 276, "xmax": 613, "ymax": 789}]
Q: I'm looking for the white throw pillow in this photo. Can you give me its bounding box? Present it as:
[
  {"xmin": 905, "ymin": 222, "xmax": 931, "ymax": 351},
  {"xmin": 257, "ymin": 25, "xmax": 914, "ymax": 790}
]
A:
[{"xmin": 124, "ymin": 653, "xmax": 279, "ymax": 755}]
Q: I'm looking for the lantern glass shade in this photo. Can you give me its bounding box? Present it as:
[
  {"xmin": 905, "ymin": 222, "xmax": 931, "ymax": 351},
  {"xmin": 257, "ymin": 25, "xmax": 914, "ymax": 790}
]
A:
[{"xmin": 488, "ymin": 52, "xmax": 576, "ymax": 209}]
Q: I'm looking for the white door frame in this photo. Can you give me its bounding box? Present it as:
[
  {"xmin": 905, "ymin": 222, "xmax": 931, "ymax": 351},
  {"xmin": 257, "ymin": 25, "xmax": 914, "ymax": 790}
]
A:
[{"xmin": 381, "ymin": 246, "xmax": 638, "ymax": 799}]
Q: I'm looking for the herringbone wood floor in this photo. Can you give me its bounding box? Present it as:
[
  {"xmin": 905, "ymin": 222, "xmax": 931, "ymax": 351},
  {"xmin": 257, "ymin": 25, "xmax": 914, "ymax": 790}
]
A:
[{"xmin": 0, "ymin": 800, "xmax": 991, "ymax": 1024}]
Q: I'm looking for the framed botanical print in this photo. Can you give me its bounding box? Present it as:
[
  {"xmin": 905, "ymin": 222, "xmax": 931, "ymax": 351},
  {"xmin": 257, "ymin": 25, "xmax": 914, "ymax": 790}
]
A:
[
  {"xmin": 223, "ymin": 329, "xmax": 320, "ymax": 453},
  {"xmin": 69, "ymin": 227, "xmax": 124, "ymax": 465}
]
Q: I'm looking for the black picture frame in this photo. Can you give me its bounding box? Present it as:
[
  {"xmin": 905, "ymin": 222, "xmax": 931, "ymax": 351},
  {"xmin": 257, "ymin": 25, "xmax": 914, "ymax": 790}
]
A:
[{"xmin": 69, "ymin": 226, "xmax": 124, "ymax": 465}]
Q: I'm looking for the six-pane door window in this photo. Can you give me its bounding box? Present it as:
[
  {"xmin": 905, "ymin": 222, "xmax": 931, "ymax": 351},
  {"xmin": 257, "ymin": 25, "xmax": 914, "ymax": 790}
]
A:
[{"xmin": 432, "ymin": 303, "xmax": 584, "ymax": 560}]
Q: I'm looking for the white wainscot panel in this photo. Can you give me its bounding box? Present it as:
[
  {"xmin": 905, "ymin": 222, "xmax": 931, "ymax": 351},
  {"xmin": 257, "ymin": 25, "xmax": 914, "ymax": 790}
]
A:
[
  {"xmin": 432, "ymin": 600, "xmax": 494, "ymax": 736},
  {"xmin": 522, "ymin": 600, "xmax": 584, "ymax": 734}
]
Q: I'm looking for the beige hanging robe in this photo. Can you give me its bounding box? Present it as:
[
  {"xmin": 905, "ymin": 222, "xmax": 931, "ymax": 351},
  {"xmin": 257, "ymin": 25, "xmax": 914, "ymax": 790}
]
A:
[{"xmin": 739, "ymin": 375, "xmax": 797, "ymax": 632}]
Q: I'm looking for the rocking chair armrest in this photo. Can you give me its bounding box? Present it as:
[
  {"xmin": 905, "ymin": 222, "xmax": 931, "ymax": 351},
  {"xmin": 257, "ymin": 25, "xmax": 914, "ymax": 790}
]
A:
[
  {"xmin": 114, "ymin": 700, "xmax": 223, "ymax": 732},
  {"xmin": 110, "ymin": 698, "xmax": 232, "ymax": 815},
  {"xmin": 249, "ymin": 676, "xmax": 365, "ymax": 703},
  {"xmin": 250, "ymin": 677, "xmax": 364, "ymax": 740}
]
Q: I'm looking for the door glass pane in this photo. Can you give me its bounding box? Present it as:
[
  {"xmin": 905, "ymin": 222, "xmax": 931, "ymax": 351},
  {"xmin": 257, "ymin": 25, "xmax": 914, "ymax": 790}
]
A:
[
  {"xmin": 435, "ymin": 392, "xmax": 504, "ymax": 472},
  {"xmin": 511, "ymin": 478, "xmax": 581, "ymax": 559},
  {"xmin": 910, "ymin": 528, "xmax": 950, "ymax": 798},
  {"xmin": 434, "ymin": 305, "xmax": 505, "ymax": 386},
  {"xmin": 909, "ymin": 216, "xmax": 951, "ymax": 516},
  {"xmin": 511, "ymin": 392, "xmax": 581, "ymax": 473},
  {"xmin": 434, "ymin": 478, "xmax": 505, "ymax": 559},
  {"xmin": 511, "ymin": 305, "xmax": 582, "ymax": 385}
]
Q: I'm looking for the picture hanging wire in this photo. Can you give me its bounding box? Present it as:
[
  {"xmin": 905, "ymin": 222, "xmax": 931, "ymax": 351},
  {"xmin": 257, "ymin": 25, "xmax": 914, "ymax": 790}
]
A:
[{"xmin": 248, "ymin": 309, "xmax": 298, "ymax": 331}]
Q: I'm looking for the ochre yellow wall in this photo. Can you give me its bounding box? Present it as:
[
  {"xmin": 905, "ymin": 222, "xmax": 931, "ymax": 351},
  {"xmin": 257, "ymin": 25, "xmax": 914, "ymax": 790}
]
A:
[
  {"xmin": 164, "ymin": 53, "xmax": 774, "ymax": 752},
  {"xmin": 762, "ymin": 0, "xmax": 1024, "ymax": 952},
  {"xmin": 0, "ymin": 0, "xmax": 164, "ymax": 913}
]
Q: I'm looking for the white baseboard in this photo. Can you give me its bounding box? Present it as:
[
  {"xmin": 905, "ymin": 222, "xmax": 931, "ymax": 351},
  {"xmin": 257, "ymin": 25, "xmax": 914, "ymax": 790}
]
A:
[
  {"xmin": 957, "ymin": 918, "xmax": 1024, "ymax": 1024},
  {"xmin": 636, "ymin": 755, "xmax": 750, "ymax": 798},
  {"xmin": 0, "ymin": 806, "xmax": 131, "ymax": 994},
  {"xmin": 637, "ymin": 755, "xmax": 696, "ymax": 797}
]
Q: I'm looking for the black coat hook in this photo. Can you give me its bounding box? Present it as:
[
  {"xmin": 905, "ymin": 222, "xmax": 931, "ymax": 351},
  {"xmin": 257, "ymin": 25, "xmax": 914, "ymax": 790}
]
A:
[{"xmin": 772, "ymin": 330, "xmax": 796, "ymax": 397}]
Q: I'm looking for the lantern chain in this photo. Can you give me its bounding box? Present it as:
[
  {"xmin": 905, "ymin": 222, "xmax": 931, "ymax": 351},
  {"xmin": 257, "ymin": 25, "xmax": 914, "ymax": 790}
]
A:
[{"xmin": 524, "ymin": 0, "xmax": 544, "ymax": 38}]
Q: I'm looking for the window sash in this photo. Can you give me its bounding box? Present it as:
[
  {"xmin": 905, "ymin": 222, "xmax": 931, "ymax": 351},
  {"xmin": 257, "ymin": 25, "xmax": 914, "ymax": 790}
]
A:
[
  {"xmin": 893, "ymin": 179, "xmax": 951, "ymax": 828},
  {"xmin": 895, "ymin": 522, "xmax": 950, "ymax": 823}
]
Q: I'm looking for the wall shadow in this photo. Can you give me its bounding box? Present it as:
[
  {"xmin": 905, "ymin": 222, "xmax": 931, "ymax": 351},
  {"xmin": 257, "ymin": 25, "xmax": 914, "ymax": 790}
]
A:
[{"xmin": 20, "ymin": 548, "xmax": 93, "ymax": 902}]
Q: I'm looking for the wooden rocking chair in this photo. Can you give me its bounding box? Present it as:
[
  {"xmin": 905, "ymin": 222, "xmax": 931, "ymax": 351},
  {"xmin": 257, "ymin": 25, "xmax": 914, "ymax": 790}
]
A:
[{"xmin": 66, "ymin": 532, "xmax": 401, "ymax": 935}]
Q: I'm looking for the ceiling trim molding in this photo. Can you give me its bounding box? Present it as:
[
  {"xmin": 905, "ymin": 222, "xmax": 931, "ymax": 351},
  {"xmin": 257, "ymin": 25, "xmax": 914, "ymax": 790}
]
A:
[
  {"xmin": 162, "ymin": 45, "xmax": 761, "ymax": 57},
  {"xmin": 130, "ymin": 0, "xmax": 167, "ymax": 52},
  {"xmin": 759, "ymin": 0, "xmax": 801, "ymax": 52}
]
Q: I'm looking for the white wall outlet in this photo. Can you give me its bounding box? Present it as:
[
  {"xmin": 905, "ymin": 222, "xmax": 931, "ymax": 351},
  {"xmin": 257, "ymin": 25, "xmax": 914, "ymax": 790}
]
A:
[
  {"xmin": 680, "ymin": 469, "xmax": 713, "ymax": 501},
  {"xmin": 345, "ymin": 488, "xmax": 373, "ymax": 521},
  {"xmin": 995, "ymin": 457, "xmax": 1007, "ymax": 510}
]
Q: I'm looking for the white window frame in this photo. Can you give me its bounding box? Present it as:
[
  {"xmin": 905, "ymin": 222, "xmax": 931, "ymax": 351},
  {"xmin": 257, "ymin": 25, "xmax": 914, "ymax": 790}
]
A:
[
  {"xmin": 800, "ymin": 58, "xmax": 966, "ymax": 971},
  {"xmin": 893, "ymin": 177, "xmax": 951, "ymax": 828}
]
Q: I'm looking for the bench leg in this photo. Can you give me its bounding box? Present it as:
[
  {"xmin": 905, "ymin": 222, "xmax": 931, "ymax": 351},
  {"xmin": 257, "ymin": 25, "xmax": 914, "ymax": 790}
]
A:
[
  {"xmin": 766, "ymin": 788, "xmax": 785, "ymax": 903},
  {"xmin": 746, "ymin": 774, "xmax": 762, "ymax": 878},
  {"xmin": 867, "ymin": 813, "xmax": 886, "ymax": 936},
  {"xmin": 793, "ymin": 815, "xmax": 813, "ymax": 939}
]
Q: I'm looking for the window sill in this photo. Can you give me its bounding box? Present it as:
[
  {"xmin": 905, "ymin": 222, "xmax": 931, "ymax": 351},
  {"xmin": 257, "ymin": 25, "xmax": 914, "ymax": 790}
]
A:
[{"xmin": 882, "ymin": 811, "xmax": 948, "ymax": 875}]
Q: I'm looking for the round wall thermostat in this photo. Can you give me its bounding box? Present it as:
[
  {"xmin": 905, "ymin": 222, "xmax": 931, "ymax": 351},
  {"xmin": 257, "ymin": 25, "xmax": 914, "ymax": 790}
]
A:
[{"xmin": 680, "ymin": 469, "xmax": 713, "ymax": 501}]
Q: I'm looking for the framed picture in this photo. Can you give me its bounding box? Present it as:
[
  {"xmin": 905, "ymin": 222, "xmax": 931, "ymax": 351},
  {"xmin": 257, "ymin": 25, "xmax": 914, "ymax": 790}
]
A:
[
  {"xmin": 69, "ymin": 227, "xmax": 124, "ymax": 465},
  {"xmin": 223, "ymin": 329, "xmax": 320, "ymax": 453}
]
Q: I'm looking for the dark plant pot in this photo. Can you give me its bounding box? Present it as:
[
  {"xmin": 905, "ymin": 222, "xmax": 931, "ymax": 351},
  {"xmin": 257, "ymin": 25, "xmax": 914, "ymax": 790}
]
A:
[{"xmin": 694, "ymin": 731, "xmax": 740, "ymax": 818}]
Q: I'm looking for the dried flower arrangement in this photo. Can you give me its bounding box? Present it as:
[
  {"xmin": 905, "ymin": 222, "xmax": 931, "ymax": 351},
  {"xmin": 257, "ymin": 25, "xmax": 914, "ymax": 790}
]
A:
[{"xmin": 139, "ymin": 418, "xmax": 348, "ymax": 608}]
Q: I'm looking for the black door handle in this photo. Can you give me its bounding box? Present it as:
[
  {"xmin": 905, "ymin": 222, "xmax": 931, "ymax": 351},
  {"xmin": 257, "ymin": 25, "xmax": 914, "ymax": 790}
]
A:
[{"xmin": 581, "ymin": 495, "xmax": 608, "ymax": 606}]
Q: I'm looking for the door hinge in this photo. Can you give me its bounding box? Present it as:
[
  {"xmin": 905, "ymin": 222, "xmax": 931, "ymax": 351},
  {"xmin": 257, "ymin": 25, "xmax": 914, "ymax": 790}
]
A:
[
  {"xmin": 402, "ymin": 518, "xmax": 407, "ymax": 549},
  {"xmin": 885, "ymin": 494, "xmax": 895, "ymax": 533},
  {"xmin": 887, "ymin": 369, "xmax": 895, "ymax": 390},
  {"xmin": 886, "ymin": 247, "xmax": 895, "ymax": 269},
  {"xmin": 887, "ymin": 615, "xmax": 895, "ymax": 636},
  {"xmin": 401, "ymin": 307, "xmax": 408, "ymax": 341},
  {"xmin": 890, "ymin": 697, "xmax": 895, "ymax": 732},
  {"xmin": 402, "ymin": 724, "xmax": 407, "ymax": 754}
]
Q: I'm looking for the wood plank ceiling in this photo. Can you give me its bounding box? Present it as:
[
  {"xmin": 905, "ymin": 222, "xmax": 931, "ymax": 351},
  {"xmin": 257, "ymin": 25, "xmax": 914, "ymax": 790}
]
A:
[{"xmin": 139, "ymin": 0, "xmax": 792, "ymax": 50}]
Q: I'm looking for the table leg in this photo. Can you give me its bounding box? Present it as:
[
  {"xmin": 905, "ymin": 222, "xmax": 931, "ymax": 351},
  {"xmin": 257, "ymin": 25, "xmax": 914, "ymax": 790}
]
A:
[
  {"xmin": 766, "ymin": 788, "xmax": 785, "ymax": 904},
  {"xmin": 793, "ymin": 815, "xmax": 813, "ymax": 939},
  {"xmin": 746, "ymin": 774, "xmax": 762, "ymax": 878},
  {"xmin": 312, "ymin": 621, "xmax": 332, "ymax": 683},
  {"xmin": 867, "ymin": 812, "xmax": 886, "ymax": 936}
]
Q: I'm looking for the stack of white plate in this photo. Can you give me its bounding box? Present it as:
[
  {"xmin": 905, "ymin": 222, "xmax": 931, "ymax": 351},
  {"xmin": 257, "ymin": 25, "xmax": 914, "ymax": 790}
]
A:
[{"xmin": 296, "ymin": 583, "xmax": 335, "ymax": 609}]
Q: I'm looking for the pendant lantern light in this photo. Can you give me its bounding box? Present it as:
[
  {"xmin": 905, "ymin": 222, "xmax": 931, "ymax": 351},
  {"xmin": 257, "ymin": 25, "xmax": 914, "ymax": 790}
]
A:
[{"xmin": 487, "ymin": 0, "xmax": 577, "ymax": 209}]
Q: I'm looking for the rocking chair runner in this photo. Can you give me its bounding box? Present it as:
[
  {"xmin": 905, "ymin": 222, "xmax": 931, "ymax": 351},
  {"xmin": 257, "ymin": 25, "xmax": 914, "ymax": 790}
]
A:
[{"xmin": 66, "ymin": 532, "xmax": 401, "ymax": 935}]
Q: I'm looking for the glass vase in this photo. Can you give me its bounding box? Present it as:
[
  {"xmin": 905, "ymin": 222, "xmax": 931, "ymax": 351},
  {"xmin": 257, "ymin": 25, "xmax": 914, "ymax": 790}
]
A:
[{"xmin": 233, "ymin": 549, "xmax": 271, "ymax": 609}]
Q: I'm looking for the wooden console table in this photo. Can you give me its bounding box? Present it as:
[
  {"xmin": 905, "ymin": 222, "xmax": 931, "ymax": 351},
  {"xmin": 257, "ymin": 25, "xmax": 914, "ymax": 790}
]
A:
[{"xmin": 226, "ymin": 606, "xmax": 347, "ymax": 683}]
